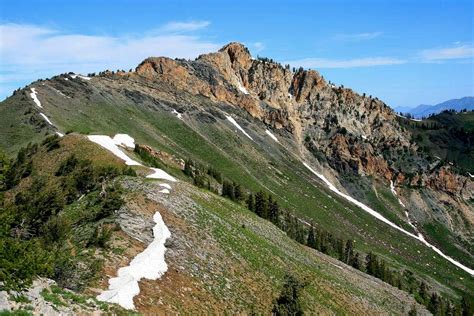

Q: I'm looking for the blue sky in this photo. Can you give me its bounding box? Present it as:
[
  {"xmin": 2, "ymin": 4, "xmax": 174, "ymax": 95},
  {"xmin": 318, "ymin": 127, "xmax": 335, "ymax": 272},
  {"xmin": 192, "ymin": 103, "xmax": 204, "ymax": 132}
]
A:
[{"xmin": 1, "ymin": 0, "xmax": 473, "ymax": 109}]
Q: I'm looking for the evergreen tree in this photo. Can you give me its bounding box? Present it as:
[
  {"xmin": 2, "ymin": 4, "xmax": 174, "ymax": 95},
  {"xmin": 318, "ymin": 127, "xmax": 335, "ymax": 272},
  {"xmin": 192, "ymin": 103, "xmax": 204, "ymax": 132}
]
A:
[
  {"xmin": 268, "ymin": 195, "xmax": 280, "ymax": 225},
  {"xmin": 365, "ymin": 252, "xmax": 378, "ymax": 276},
  {"xmin": 307, "ymin": 226, "xmax": 317, "ymax": 249},
  {"xmin": 408, "ymin": 304, "xmax": 417, "ymax": 316},
  {"xmin": 461, "ymin": 296, "xmax": 472, "ymax": 316},
  {"xmin": 418, "ymin": 281, "xmax": 429, "ymax": 305},
  {"xmin": 233, "ymin": 182, "xmax": 244, "ymax": 201},
  {"xmin": 351, "ymin": 252, "xmax": 361, "ymax": 270},
  {"xmin": 272, "ymin": 274, "xmax": 304, "ymax": 316},
  {"xmin": 428, "ymin": 292, "xmax": 441, "ymax": 315},
  {"xmin": 255, "ymin": 191, "xmax": 268, "ymax": 219},
  {"xmin": 344, "ymin": 240, "xmax": 354, "ymax": 265},
  {"xmin": 183, "ymin": 159, "xmax": 193, "ymax": 177},
  {"xmin": 246, "ymin": 193, "xmax": 255, "ymax": 211}
]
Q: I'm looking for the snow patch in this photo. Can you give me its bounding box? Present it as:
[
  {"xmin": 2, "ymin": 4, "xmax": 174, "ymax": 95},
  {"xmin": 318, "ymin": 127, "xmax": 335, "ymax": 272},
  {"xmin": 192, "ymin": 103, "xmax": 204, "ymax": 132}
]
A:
[
  {"xmin": 225, "ymin": 115, "xmax": 253, "ymax": 140},
  {"xmin": 410, "ymin": 118, "xmax": 422, "ymax": 122},
  {"xmin": 172, "ymin": 109, "xmax": 183, "ymax": 120},
  {"xmin": 88, "ymin": 134, "xmax": 177, "ymax": 182},
  {"xmin": 265, "ymin": 130, "xmax": 279, "ymax": 143},
  {"xmin": 288, "ymin": 93, "xmax": 293, "ymax": 99},
  {"xmin": 390, "ymin": 180, "xmax": 397, "ymax": 196},
  {"xmin": 97, "ymin": 212, "xmax": 171, "ymax": 310},
  {"xmin": 56, "ymin": 132, "xmax": 64, "ymax": 137},
  {"xmin": 468, "ymin": 172, "xmax": 474, "ymax": 178},
  {"xmin": 159, "ymin": 183, "xmax": 172, "ymax": 190},
  {"xmin": 113, "ymin": 134, "xmax": 136, "ymax": 149},
  {"xmin": 30, "ymin": 88, "xmax": 42, "ymax": 108},
  {"xmin": 361, "ymin": 135, "xmax": 367, "ymax": 140},
  {"xmin": 303, "ymin": 162, "xmax": 474, "ymax": 276},
  {"xmin": 147, "ymin": 168, "xmax": 177, "ymax": 182},
  {"xmin": 88, "ymin": 135, "xmax": 141, "ymax": 166},
  {"xmin": 159, "ymin": 188, "xmax": 170, "ymax": 194},
  {"xmin": 237, "ymin": 82, "xmax": 248, "ymax": 95},
  {"xmin": 70, "ymin": 74, "xmax": 91, "ymax": 81},
  {"xmin": 39, "ymin": 113, "xmax": 54, "ymax": 126}
]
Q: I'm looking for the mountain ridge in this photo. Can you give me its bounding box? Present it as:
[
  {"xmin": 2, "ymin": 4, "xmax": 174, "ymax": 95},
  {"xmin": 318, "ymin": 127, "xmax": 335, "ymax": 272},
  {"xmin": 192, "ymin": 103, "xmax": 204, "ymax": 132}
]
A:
[
  {"xmin": 397, "ymin": 97, "xmax": 474, "ymax": 118},
  {"xmin": 0, "ymin": 41, "xmax": 472, "ymax": 313}
]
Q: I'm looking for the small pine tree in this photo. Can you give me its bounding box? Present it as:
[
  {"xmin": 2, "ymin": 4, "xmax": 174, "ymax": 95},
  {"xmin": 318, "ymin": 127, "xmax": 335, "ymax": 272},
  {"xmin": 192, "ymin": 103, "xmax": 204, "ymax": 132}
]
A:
[
  {"xmin": 255, "ymin": 191, "xmax": 268, "ymax": 219},
  {"xmin": 246, "ymin": 193, "xmax": 255, "ymax": 211},
  {"xmin": 307, "ymin": 226, "xmax": 317, "ymax": 249},
  {"xmin": 344, "ymin": 240, "xmax": 354, "ymax": 265},
  {"xmin": 408, "ymin": 304, "xmax": 417, "ymax": 316}
]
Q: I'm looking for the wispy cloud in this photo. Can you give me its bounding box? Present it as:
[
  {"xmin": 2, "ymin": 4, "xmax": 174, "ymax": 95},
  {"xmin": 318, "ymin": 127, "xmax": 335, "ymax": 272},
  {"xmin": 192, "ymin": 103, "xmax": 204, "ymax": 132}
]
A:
[
  {"xmin": 420, "ymin": 44, "xmax": 474, "ymax": 62},
  {"xmin": 158, "ymin": 20, "xmax": 211, "ymax": 33},
  {"xmin": 0, "ymin": 23, "xmax": 221, "ymax": 97},
  {"xmin": 333, "ymin": 32, "xmax": 383, "ymax": 42},
  {"xmin": 250, "ymin": 42, "xmax": 265, "ymax": 53},
  {"xmin": 285, "ymin": 56, "xmax": 406, "ymax": 69}
]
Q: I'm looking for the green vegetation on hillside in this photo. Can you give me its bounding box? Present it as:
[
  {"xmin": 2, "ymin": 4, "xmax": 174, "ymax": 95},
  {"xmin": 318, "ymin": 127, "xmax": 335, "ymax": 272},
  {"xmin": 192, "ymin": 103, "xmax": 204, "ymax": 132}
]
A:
[{"xmin": 0, "ymin": 136, "xmax": 132, "ymax": 291}]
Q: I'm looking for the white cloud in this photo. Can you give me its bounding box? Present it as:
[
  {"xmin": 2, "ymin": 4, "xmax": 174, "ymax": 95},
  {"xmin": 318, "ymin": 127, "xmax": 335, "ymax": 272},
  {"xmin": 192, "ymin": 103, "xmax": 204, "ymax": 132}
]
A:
[
  {"xmin": 333, "ymin": 32, "xmax": 383, "ymax": 41},
  {"xmin": 285, "ymin": 56, "xmax": 406, "ymax": 69},
  {"xmin": 251, "ymin": 42, "xmax": 265, "ymax": 53},
  {"xmin": 420, "ymin": 45, "xmax": 474, "ymax": 62},
  {"xmin": 158, "ymin": 20, "xmax": 210, "ymax": 33},
  {"xmin": 0, "ymin": 23, "xmax": 221, "ymax": 97}
]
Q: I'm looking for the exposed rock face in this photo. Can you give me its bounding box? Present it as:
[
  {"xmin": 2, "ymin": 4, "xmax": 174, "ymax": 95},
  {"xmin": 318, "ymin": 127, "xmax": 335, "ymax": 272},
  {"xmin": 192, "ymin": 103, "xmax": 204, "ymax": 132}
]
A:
[{"xmin": 107, "ymin": 42, "xmax": 473, "ymax": 242}]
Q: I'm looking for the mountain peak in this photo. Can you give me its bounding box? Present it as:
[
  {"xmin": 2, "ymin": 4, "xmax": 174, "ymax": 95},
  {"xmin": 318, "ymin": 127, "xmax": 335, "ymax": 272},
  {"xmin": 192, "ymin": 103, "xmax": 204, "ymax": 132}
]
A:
[{"xmin": 218, "ymin": 42, "xmax": 252, "ymax": 69}]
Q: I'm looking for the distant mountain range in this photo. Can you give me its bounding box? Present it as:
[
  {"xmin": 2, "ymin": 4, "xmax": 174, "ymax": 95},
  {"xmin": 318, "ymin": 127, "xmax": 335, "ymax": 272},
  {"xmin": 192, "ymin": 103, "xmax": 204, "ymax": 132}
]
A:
[{"xmin": 396, "ymin": 97, "xmax": 474, "ymax": 118}]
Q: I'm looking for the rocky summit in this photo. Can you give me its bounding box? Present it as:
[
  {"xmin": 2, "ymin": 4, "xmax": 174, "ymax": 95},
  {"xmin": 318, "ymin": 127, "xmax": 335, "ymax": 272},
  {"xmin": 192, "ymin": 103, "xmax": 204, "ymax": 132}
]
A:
[{"xmin": 0, "ymin": 42, "xmax": 472, "ymax": 314}]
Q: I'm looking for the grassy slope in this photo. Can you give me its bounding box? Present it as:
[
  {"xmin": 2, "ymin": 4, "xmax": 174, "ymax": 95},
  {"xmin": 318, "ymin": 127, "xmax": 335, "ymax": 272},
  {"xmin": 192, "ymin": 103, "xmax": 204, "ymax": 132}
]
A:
[
  {"xmin": 0, "ymin": 80, "xmax": 472, "ymax": 299},
  {"xmin": 122, "ymin": 178, "xmax": 427, "ymax": 314}
]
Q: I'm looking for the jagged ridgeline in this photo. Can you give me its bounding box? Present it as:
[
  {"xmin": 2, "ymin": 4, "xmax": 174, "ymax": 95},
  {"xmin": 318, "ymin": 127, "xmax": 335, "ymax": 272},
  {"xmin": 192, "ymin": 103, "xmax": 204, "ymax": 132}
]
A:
[{"xmin": 0, "ymin": 42, "xmax": 472, "ymax": 314}]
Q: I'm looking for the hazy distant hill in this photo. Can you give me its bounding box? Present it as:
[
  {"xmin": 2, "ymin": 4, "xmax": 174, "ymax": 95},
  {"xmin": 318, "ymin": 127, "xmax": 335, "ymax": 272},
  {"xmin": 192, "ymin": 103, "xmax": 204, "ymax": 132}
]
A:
[{"xmin": 398, "ymin": 97, "xmax": 474, "ymax": 118}]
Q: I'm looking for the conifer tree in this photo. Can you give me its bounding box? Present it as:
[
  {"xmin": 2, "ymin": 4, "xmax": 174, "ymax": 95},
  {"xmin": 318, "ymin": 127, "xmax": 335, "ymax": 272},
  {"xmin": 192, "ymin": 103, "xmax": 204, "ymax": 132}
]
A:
[
  {"xmin": 344, "ymin": 240, "xmax": 354, "ymax": 265},
  {"xmin": 246, "ymin": 193, "xmax": 255, "ymax": 211},
  {"xmin": 307, "ymin": 226, "xmax": 317, "ymax": 249},
  {"xmin": 255, "ymin": 191, "xmax": 268, "ymax": 219}
]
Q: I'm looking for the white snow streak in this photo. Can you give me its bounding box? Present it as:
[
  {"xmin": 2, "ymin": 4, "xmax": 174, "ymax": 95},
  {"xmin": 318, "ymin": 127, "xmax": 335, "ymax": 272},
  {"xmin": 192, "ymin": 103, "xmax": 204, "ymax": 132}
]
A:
[
  {"xmin": 172, "ymin": 109, "xmax": 183, "ymax": 120},
  {"xmin": 39, "ymin": 113, "xmax": 53, "ymax": 126},
  {"xmin": 159, "ymin": 183, "xmax": 172, "ymax": 190},
  {"xmin": 56, "ymin": 132, "xmax": 64, "ymax": 137},
  {"xmin": 88, "ymin": 135, "xmax": 141, "ymax": 166},
  {"xmin": 70, "ymin": 74, "xmax": 91, "ymax": 80},
  {"xmin": 30, "ymin": 88, "xmax": 42, "ymax": 108},
  {"xmin": 225, "ymin": 115, "xmax": 253, "ymax": 140},
  {"xmin": 147, "ymin": 168, "xmax": 177, "ymax": 182},
  {"xmin": 303, "ymin": 162, "xmax": 474, "ymax": 276},
  {"xmin": 113, "ymin": 134, "xmax": 136, "ymax": 149},
  {"xmin": 390, "ymin": 180, "xmax": 406, "ymax": 207},
  {"xmin": 87, "ymin": 134, "xmax": 176, "ymax": 182},
  {"xmin": 237, "ymin": 82, "xmax": 249, "ymax": 94},
  {"xmin": 97, "ymin": 212, "xmax": 171, "ymax": 309},
  {"xmin": 265, "ymin": 130, "xmax": 279, "ymax": 143},
  {"xmin": 468, "ymin": 172, "xmax": 474, "ymax": 178}
]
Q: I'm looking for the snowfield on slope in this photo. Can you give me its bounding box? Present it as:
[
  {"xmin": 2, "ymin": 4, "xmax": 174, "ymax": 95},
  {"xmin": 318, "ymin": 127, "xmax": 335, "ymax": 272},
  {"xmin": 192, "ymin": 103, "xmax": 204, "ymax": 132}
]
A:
[
  {"xmin": 265, "ymin": 130, "xmax": 279, "ymax": 143},
  {"xmin": 70, "ymin": 74, "xmax": 91, "ymax": 81},
  {"xmin": 225, "ymin": 115, "xmax": 253, "ymax": 140},
  {"xmin": 97, "ymin": 211, "xmax": 171, "ymax": 309},
  {"xmin": 87, "ymin": 134, "xmax": 176, "ymax": 181},
  {"xmin": 30, "ymin": 88, "xmax": 42, "ymax": 108},
  {"xmin": 39, "ymin": 113, "xmax": 54, "ymax": 126},
  {"xmin": 303, "ymin": 162, "xmax": 474, "ymax": 276}
]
